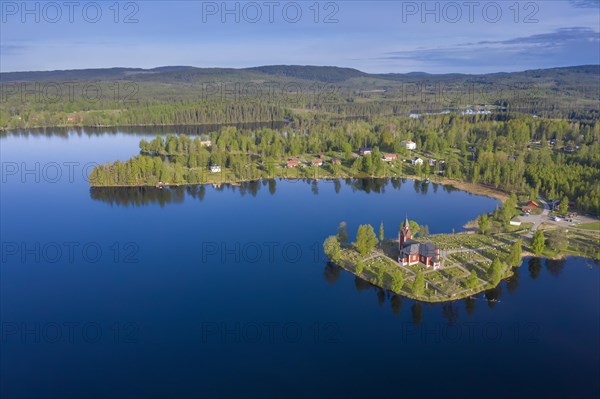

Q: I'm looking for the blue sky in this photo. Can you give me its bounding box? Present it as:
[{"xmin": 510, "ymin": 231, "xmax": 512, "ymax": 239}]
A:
[{"xmin": 1, "ymin": 0, "xmax": 599, "ymax": 73}]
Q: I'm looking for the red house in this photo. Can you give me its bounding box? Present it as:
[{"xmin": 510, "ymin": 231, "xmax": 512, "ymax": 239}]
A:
[
  {"xmin": 383, "ymin": 154, "xmax": 397, "ymax": 162},
  {"xmin": 398, "ymin": 217, "xmax": 441, "ymax": 269},
  {"xmin": 286, "ymin": 158, "xmax": 299, "ymax": 168},
  {"xmin": 527, "ymin": 200, "xmax": 539, "ymax": 208}
]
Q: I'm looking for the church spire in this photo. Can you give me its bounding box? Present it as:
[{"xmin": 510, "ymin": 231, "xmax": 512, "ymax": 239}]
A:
[{"xmin": 404, "ymin": 214, "xmax": 410, "ymax": 229}]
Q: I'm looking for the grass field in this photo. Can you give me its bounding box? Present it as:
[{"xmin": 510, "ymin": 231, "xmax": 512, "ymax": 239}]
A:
[{"xmin": 576, "ymin": 222, "xmax": 600, "ymax": 231}]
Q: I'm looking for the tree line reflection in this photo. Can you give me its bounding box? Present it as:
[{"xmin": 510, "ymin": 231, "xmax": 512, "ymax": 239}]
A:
[
  {"xmin": 2, "ymin": 121, "xmax": 285, "ymax": 138},
  {"xmin": 322, "ymin": 256, "xmax": 583, "ymax": 326},
  {"xmin": 90, "ymin": 178, "xmax": 460, "ymax": 207}
]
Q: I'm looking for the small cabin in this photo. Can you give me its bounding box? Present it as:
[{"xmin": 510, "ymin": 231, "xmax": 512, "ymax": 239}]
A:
[
  {"xmin": 401, "ymin": 140, "xmax": 417, "ymax": 150},
  {"xmin": 286, "ymin": 158, "xmax": 299, "ymax": 168}
]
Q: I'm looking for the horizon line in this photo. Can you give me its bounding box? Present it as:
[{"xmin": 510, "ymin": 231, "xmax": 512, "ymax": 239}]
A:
[{"xmin": 1, "ymin": 64, "xmax": 599, "ymax": 76}]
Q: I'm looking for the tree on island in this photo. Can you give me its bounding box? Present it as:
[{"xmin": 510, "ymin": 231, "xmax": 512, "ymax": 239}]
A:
[
  {"xmin": 421, "ymin": 224, "xmax": 430, "ymax": 237},
  {"xmin": 409, "ymin": 220, "xmax": 421, "ymax": 236},
  {"xmin": 507, "ymin": 239, "xmax": 523, "ymax": 267},
  {"xmin": 379, "ymin": 222, "xmax": 385, "ymax": 243},
  {"xmin": 323, "ymin": 236, "xmax": 341, "ymax": 262},
  {"xmin": 478, "ymin": 213, "xmax": 490, "ymax": 235},
  {"xmin": 355, "ymin": 224, "xmax": 378, "ymax": 255},
  {"xmin": 391, "ymin": 273, "xmax": 404, "ymax": 292},
  {"xmin": 531, "ymin": 230, "xmax": 545, "ymax": 255},
  {"xmin": 466, "ymin": 270, "xmax": 479, "ymax": 289},
  {"xmin": 412, "ymin": 271, "xmax": 425, "ymax": 296},
  {"xmin": 355, "ymin": 259, "xmax": 364, "ymax": 274},
  {"xmin": 375, "ymin": 268, "xmax": 385, "ymax": 286},
  {"xmin": 337, "ymin": 222, "xmax": 349, "ymax": 244},
  {"xmin": 488, "ymin": 258, "xmax": 505, "ymax": 286}
]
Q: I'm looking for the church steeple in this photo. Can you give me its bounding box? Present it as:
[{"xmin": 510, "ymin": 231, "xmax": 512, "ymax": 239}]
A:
[{"xmin": 399, "ymin": 215, "xmax": 412, "ymax": 245}]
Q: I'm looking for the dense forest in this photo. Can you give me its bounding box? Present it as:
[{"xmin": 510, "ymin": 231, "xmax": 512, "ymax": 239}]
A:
[
  {"xmin": 88, "ymin": 113, "xmax": 600, "ymax": 215},
  {"xmin": 1, "ymin": 65, "xmax": 599, "ymax": 129}
]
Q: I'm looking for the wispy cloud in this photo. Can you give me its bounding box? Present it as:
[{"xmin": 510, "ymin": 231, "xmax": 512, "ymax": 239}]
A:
[
  {"xmin": 0, "ymin": 44, "xmax": 28, "ymax": 56},
  {"xmin": 380, "ymin": 28, "xmax": 600, "ymax": 72},
  {"xmin": 569, "ymin": 0, "xmax": 600, "ymax": 8}
]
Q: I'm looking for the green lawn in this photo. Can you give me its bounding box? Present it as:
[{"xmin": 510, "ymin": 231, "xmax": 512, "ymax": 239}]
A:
[{"xmin": 576, "ymin": 222, "xmax": 600, "ymax": 231}]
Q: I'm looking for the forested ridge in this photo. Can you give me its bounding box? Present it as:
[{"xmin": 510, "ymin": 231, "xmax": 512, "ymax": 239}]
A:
[{"xmin": 1, "ymin": 65, "xmax": 598, "ymax": 129}]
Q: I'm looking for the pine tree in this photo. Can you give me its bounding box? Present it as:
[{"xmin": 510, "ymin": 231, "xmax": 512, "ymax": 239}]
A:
[
  {"xmin": 488, "ymin": 258, "xmax": 504, "ymax": 286},
  {"xmin": 412, "ymin": 271, "xmax": 425, "ymax": 296},
  {"xmin": 507, "ymin": 239, "xmax": 523, "ymax": 267},
  {"xmin": 531, "ymin": 230, "xmax": 545, "ymax": 255}
]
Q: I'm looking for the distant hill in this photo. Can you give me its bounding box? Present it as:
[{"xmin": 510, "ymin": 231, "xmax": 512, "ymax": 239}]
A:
[
  {"xmin": 1, "ymin": 64, "xmax": 598, "ymax": 129},
  {"xmin": 0, "ymin": 65, "xmax": 600, "ymax": 83},
  {"xmin": 244, "ymin": 65, "xmax": 367, "ymax": 83}
]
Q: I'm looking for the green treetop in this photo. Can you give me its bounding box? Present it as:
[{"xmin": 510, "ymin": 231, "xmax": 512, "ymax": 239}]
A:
[{"xmin": 355, "ymin": 224, "xmax": 378, "ymax": 255}]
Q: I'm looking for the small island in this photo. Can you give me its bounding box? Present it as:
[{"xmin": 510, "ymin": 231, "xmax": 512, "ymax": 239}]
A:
[{"xmin": 323, "ymin": 207, "xmax": 598, "ymax": 303}]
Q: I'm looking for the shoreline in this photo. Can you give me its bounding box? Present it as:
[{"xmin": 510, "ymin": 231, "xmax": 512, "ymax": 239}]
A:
[
  {"xmin": 333, "ymin": 243, "xmax": 592, "ymax": 304},
  {"xmin": 90, "ymin": 176, "xmax": 508, "ymax": 202}
]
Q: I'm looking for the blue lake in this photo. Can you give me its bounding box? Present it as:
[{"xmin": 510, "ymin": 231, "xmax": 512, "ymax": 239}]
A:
[{"xmin": 1, "ymin": 129, "xmax": 599, "ymax": 399}]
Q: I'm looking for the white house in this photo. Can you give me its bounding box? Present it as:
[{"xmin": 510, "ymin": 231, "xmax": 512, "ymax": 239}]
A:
[
  {"xmin": 210, "ymin": 165, "xmax": 221, "ymax": 173},
  {"xmin": 411, "ymin": 157, "xmax": 423, "ymax": 166},
  {"xmin": 401, "ymin": 140, "xmax": 417, "ymax": 150}
]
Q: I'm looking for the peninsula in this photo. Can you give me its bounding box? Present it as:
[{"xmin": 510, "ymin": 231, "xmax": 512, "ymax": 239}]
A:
[{"xmin": 323, "ymin": 207, "xmax": 599, "ymax": 303}]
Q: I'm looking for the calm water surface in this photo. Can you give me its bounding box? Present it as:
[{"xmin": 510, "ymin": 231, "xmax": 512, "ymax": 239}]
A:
[{"xmin": 1, "ymin": 129, "xmax": 598, "ymax": 399}]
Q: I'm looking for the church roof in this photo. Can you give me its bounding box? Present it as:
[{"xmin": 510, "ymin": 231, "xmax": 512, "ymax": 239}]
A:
[
  {"xmin": 400, "ymin": 240, "xmax": 439, "ymax": 257},
  {"xmin": 420, "ymin": 242, "xmax": 439, "ymax": 257}
]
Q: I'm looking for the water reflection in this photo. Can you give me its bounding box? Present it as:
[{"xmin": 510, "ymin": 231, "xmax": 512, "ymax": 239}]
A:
[
  {"xmin": 89, "ymin": 186, "xmax": 186, "ymax": 207},
  {"xmin": 441, "ymin": 302, "xmax": 460, "ymax": 326},
  {"xmin": 484, "ymin": 286, "xmax": 503, "ymax": 308},
  {"xmin": 411, "ymin": 303, "xmax": 423, "ymax": 326},
  {"xmin": 546, "ymin": 258, "xmax": 567, "ymax": 277},
  {"xmin": 323, "ymin": 263, "xmax": 342, "ymax": 285},
  {"xmin": 391, "ymin": 295, "xmax": 402, "ymax": 315},
  {"xmin": 1, "ymin": 121, "xmax": 285, "ymax": 138},
  {"xmin": 354, "ymin": 276, "xmax": 373, "ymax": 292},
  {"xmin": 464, "ymin": 297, "xmax": 476, "ymax": 316},
  {"xmin": 377, "ymin": 289, "xmax": 386, "ymax": 307},
  {"xmin": 506, "ymin": 267, "xmax": 520, "ymax": 294},
  {"xmin": 528, "ymin": 258, "xmax": 542, "ymax": 279},
  {"xmin": 90, "ymin": 178, "xmax": 468, "ymax": 207}
]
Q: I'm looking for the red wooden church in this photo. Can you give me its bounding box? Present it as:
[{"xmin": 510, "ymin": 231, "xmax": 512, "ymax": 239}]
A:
[{"xmin": 398, "ymin": 217, "xmax": 441, "ymax": 269}]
